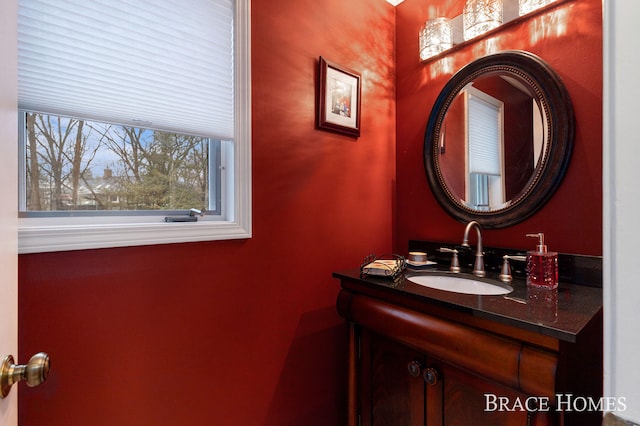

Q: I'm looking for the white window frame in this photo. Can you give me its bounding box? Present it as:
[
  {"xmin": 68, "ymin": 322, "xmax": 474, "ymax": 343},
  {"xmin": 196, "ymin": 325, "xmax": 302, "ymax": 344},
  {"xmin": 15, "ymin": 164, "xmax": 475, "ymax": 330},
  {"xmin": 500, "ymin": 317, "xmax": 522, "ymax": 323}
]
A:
[{"xmin": 18, "ymin": 0, "xmax": 252, "ymax": 254}]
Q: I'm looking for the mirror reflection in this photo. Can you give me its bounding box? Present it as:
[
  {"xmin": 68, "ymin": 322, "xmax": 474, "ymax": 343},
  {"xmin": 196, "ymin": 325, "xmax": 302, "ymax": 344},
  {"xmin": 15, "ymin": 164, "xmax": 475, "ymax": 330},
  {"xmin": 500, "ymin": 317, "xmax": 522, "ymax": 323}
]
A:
[
  {"xmin": 438, "ymin": 72, "xmax": 546, "ymax": 211},
  {"xmin": 424, "ymin": 51, "xmax": 574, "ymax": 228}
]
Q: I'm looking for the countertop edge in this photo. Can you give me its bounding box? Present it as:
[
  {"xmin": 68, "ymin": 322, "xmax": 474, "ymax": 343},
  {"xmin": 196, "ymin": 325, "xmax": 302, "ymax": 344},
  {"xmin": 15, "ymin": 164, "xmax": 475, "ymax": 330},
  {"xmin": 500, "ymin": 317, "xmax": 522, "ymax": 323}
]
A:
[{"xmin": 333, "ymin": 269, "xmax": 603, "ymax": 344}]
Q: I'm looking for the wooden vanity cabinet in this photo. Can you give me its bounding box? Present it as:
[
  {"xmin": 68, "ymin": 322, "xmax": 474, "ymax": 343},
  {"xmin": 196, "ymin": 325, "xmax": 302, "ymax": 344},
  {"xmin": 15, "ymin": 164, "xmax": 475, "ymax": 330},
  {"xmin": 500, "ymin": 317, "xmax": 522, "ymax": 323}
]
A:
[
  {"xmin": 337, "ymin": 287, "xmax": 602, "ymax": 426},
  {"xmin": 360, "ymin": 329, "xmax": 544, "ymax": 426}
]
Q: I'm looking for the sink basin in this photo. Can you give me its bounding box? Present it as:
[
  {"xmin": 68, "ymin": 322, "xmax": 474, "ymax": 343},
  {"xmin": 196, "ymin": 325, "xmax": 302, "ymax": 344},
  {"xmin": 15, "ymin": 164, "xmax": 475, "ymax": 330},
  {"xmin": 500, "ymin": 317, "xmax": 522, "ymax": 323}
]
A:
[{"xmin": 407, "ymin": 274, "xmax": 513, "ymax": 295}]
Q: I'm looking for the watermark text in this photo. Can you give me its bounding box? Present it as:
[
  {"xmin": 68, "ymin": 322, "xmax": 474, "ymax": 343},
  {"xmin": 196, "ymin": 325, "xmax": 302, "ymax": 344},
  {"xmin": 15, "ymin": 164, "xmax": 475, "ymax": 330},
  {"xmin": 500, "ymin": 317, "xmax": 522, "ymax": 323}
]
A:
[{"xmin": 484, "ymin": 393, "xmax": 627, "ymax": 412}]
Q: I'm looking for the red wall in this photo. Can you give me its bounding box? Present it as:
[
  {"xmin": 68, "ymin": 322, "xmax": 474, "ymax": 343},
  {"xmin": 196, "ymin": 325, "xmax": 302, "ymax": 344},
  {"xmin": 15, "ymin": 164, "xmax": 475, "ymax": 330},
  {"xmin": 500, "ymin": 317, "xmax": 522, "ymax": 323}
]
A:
[
  {"xmin": 395, "ymin": 0, "xmax": 603, "ymax": 255},
  {"xmin": 18, "ymin": 0, "xmax": 396, "ymax": 424},
  {"xmin": 18, "ymin": 0, "xmax": 604, "ymax": 423}
]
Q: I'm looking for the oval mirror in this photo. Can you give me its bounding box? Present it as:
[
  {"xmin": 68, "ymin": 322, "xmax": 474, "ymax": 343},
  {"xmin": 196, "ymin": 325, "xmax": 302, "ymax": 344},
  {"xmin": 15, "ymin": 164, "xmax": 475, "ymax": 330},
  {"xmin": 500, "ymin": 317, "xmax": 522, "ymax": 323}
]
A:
[{"xmin": 424, "ymin": 50, "xmax": 574, "ymax": 228}]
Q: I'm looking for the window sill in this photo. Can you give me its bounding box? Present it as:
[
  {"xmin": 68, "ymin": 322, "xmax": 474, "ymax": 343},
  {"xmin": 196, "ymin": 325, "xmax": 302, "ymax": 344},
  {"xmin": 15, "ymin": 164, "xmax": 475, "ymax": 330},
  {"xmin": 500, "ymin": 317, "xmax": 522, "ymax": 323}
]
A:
[{"xmin": 18, "ymin": 216, "xmax": 251, "ymax": 253}]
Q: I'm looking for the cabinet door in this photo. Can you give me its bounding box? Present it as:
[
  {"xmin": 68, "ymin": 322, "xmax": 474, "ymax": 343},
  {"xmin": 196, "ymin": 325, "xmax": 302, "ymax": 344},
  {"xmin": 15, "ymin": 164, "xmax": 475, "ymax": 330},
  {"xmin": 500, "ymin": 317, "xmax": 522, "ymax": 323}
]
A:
[
  {"xmin": 359, "ymin": 329, "xmax": 554, "ymax": 426},
  {"xmin": 362, "ymin": 330, "xmax": 426, "ymax": 426},
  {"xmin": 437, "ymin": 361, "xmax": 553, "ymax": 426}
]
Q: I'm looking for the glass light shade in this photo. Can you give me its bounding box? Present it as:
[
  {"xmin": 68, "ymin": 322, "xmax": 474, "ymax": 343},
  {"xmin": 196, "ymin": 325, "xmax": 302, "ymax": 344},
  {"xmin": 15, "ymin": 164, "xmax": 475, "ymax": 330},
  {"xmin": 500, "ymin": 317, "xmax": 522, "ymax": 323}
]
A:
[
  {"xmin": 519, "ymin": 0, "xmax": 555, "ymax": 16},
  {"xmin": 463, "ymin": 0, "xmax": 503, "ymax": 41},
  {"xmin": 419, "ymin": 18, "xmax": 453, "ymax": 61}
]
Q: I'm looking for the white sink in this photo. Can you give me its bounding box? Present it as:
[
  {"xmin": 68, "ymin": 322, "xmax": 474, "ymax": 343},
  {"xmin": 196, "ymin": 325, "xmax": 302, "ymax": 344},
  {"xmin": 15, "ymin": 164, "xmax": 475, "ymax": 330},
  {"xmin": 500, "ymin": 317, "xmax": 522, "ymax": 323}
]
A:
[{"xmin": 407, "ymin": 274, "xmax": 513, "ymax": 295}]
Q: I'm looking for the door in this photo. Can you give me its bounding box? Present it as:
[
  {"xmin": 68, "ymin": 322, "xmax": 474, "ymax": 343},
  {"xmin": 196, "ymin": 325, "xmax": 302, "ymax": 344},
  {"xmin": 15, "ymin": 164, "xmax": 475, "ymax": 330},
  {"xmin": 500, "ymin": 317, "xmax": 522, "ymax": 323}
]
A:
[
  {"xmin": 362, "ymin": 330, "xmax": 426, "ymax": 425},
  {"xmin": 1, "ymin": 0, "xmax": 19, "ymax": 423},
  {"xmin": 437, "ymin": 361, "xmax": 535, "ymax": 426}
]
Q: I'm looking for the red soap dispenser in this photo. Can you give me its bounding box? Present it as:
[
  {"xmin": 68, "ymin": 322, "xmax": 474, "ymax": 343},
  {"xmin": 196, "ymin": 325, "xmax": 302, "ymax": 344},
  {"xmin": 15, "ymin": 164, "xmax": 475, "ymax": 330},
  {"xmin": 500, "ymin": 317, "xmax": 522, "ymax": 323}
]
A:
[{"xmin": 525, "ymin": 233, "xmax": 558, "ymax": 289}]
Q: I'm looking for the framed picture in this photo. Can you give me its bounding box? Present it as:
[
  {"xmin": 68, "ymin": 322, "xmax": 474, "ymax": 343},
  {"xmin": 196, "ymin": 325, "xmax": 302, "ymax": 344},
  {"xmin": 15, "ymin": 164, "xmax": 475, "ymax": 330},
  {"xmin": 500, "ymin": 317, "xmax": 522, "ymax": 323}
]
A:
[{"xmin": 317, "ymin": 56, "xmax": 361, "ymax": 137}]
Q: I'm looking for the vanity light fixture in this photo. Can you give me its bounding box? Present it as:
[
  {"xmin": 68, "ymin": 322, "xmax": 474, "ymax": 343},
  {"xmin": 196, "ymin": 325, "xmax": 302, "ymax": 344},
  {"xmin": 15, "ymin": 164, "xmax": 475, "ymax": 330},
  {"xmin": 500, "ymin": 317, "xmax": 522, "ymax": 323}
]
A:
[
  {"xmin": 463, "ymin": 0, "xmax": 503, "ymax": 41},
  {"xmin": 419, "ymin": 18, "xmax": 453, "ymax": 61},
  {"xmin": 420, "ymin": 0, "xmax": 569, "ymax": 63},
  {"xmin": 518, "ymin": 0, "xmax": 555, "ymax": 16}
]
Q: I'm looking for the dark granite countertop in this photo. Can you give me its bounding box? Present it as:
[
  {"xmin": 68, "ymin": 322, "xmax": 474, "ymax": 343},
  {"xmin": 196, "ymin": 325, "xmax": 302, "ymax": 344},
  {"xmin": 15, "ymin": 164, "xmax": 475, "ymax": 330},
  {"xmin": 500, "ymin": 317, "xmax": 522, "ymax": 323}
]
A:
[{"xmin": 334, "ymin": 267, "xmax": 602, "ymax": 343}]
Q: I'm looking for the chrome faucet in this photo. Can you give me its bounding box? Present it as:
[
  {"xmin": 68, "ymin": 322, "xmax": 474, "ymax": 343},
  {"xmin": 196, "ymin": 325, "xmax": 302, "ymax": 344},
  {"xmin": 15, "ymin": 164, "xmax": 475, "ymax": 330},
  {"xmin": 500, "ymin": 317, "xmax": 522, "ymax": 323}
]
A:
[{"xmin": 462, "ymin": 221, "xmax": 486, "ymax": 277}]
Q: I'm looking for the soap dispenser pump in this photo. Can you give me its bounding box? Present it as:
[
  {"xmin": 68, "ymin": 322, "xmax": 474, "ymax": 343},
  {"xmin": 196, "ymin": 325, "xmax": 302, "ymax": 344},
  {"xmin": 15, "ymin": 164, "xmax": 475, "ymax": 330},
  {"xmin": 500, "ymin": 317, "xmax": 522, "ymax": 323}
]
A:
[{"xmin": 525, "ymin": 233, "xmax": 558, "ymax": 289}]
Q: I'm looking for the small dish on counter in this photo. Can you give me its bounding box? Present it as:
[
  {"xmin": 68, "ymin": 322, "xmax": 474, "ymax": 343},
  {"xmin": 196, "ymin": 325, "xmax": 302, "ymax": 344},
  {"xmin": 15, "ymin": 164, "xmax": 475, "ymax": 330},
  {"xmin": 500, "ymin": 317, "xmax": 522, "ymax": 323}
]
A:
[{"xmin": 406, "ymin": 260, "xmax": 437, "ymax": 269}]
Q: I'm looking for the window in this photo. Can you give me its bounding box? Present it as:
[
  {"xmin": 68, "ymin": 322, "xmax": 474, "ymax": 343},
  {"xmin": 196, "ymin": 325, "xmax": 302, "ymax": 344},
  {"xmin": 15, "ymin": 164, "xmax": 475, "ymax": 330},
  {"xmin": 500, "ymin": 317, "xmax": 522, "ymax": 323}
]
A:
[
  {"xmin": 17, "ymin": 0, "xmax": 251, "ymax": 253},
  {"xmin": 20, "ymin": 112, "xmax": 223, "ymax": 216},
  {"xmin": 465, "ymin": 86, "xmax": 505, "ymax": 211}
]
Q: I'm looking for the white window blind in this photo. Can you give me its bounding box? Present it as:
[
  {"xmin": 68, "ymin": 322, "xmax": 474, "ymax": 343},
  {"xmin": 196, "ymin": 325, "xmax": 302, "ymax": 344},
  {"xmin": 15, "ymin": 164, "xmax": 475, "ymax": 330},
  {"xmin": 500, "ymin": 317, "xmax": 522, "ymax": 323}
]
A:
[
  {"xmin": 468, "ymin": 92, "xmax": 501, "ymax": 175},
  {"xmin": 18, "ymin": 0, "xmax": 234, "ymax": 140}
]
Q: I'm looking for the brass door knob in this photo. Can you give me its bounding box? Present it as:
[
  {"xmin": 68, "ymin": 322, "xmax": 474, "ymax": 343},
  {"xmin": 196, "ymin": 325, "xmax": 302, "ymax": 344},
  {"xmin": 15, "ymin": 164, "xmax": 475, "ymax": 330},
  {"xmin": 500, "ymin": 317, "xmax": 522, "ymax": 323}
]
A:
[{"xmin": 0, "ymin": 352, "xmax": 51, "ymax": 398}]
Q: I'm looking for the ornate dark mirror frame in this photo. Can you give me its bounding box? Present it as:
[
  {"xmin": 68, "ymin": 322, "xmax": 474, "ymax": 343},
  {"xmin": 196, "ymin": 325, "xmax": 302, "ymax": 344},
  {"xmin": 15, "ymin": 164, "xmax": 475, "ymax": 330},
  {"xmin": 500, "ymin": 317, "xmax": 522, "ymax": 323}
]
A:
[{"xmin": 424, "ymin": 50, "xmax": 575, "ymax": 228}]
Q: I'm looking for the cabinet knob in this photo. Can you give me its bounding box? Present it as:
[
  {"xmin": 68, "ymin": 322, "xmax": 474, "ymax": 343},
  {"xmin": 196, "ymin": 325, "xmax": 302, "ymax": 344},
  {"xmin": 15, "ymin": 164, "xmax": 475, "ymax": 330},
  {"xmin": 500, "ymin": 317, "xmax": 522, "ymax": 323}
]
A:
[
  {"xmin": 407, "ymin": 360, "xmax": 423, "ymax": 377},
  {"xmin": 423, "ymin": 367, "xmax": 439, "ymax": 385}
]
